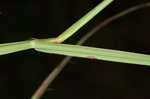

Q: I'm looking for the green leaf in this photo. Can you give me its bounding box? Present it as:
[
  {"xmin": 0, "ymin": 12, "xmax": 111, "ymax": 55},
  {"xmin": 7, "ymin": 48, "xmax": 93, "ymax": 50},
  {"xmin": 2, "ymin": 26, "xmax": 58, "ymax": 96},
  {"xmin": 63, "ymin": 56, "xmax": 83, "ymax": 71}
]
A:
[
  {"xmin": 0, "ymin": 40, "xmax": 32, "ymax": 55},
  {"xmin": 34, "ymin": 40, "xmax": 150, "ymax": 66}
]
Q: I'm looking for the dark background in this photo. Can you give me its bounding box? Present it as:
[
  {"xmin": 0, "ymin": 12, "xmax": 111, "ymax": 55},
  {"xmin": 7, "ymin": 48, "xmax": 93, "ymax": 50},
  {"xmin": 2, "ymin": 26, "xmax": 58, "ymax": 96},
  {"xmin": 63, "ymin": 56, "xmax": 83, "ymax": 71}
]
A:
[{"xmin": 0, "ymin": 0, "xmax": 150, "ymax": 99}]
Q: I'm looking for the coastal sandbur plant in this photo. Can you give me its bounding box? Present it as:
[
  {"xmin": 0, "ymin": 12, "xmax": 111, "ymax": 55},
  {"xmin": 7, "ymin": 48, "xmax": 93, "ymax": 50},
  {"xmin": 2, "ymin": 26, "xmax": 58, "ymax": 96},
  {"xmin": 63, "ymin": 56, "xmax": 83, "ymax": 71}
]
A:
[{"xmin": 0, "ymin": 0, "xmax": 150, "ymax": 99}]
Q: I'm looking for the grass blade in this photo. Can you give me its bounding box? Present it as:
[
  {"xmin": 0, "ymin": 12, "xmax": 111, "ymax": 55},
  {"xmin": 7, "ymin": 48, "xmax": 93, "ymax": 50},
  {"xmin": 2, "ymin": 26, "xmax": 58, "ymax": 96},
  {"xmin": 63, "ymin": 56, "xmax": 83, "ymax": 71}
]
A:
[
  {"xmin": 0, "ymin": 40, "xmax": 32, "ymax": 55},
  {"xmin": 55, "ymin": 0, "xmax": 114, "ymax": 43},
  {"xmin": 34, "ymin": 40, "xmax": 150, "ymax": 66}
]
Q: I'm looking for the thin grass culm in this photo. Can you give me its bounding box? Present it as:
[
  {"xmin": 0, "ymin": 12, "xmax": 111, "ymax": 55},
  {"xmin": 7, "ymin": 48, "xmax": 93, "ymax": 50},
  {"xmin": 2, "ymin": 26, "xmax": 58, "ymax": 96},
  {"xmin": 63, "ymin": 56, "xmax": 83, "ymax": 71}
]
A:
[
  {"xmin": 31, "ymin": 0, "xmax": 114, "ymax": 99},
  {"xmin": 31, "ymin": 2, "xmax": 150, "ymax": 99},
  {"xmin": 1, "ymin": 0, "xmax": 150, "ymax": 99},
  {"xmin": 33, "ymin": 40, "xmax": 150, "ymax": 66}
]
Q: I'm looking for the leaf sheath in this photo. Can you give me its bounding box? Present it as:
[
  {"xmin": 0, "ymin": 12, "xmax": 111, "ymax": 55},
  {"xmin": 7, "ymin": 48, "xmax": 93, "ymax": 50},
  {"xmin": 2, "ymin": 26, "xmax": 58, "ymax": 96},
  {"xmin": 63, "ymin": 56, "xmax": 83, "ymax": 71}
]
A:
[
  {"xmin": 0, "ymin": 40, "xmax": 32, "ymax": 55},
  {"xmin": 34, "ymin": 40, "xmax": 150, "ymax": 66}
]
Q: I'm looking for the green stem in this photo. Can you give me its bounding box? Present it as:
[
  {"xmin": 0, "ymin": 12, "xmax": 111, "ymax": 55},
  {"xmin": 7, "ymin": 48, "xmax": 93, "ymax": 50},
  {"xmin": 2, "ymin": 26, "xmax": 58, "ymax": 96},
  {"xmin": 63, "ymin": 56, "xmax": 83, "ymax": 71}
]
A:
[
  {"xmin": 34, "ymin": 40, "xmax": 150, "ymax": 66},
  {"xmin": 31, "ymin": 2, "xmax": 150, "ymax": 99},
  {"xmin": 0, "ymin": 40, "xmax": 32, "ymax": 55},
  {"xmin": 55, "ymin": 0, "xmax": 114, "ymax": 43}
]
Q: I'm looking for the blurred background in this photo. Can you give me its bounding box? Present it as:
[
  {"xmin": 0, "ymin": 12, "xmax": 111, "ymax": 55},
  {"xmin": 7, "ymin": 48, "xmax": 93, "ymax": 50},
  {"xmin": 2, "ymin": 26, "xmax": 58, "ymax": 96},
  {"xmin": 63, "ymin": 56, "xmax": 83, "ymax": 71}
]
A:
[{"xmin": 0, "ymin": 0, "xmax": 150, "ymax": 99}]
